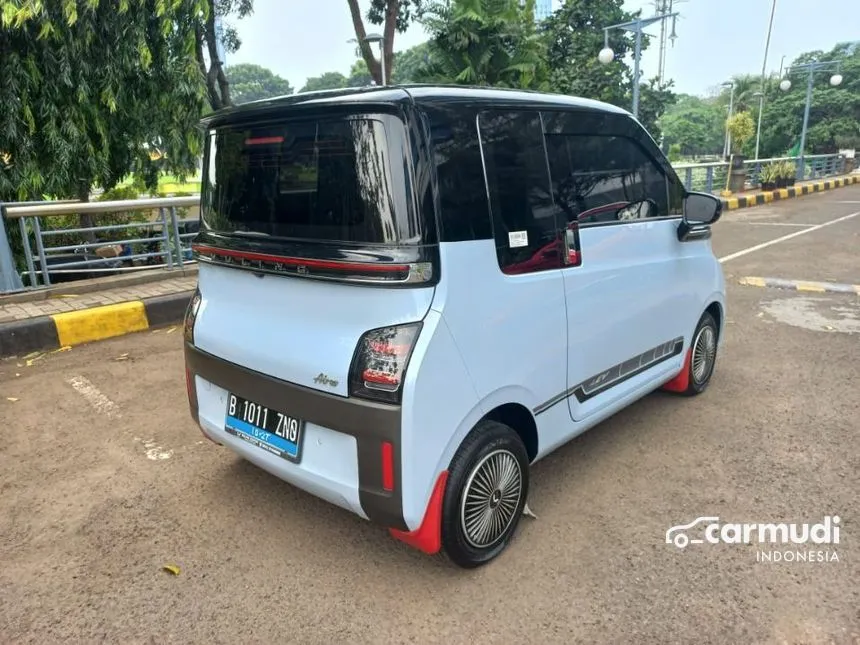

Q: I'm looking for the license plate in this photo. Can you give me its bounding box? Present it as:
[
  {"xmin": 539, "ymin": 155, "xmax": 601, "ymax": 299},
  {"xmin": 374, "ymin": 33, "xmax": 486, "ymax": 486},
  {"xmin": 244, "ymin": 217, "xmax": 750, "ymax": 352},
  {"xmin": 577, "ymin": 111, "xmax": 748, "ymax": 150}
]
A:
[{"xmin": 224, "ymin": 393, "xmax": 304, "ymax": 463}]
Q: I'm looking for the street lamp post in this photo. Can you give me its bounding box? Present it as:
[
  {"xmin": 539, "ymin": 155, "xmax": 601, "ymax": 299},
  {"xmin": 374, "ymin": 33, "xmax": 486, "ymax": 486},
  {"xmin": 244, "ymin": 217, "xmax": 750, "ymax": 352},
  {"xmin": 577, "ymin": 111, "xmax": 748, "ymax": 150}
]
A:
[
  {"xmin": 597, "ymin": 11, "xmax": 679, "ymax": 118},
  {"xmin": 364, "ymin": 32, "xmax": 386, "ymax": 86},
  {"xmin": 722, "ymin": 81, "xmax": 735, "ymax": 159},
  {"xmin": 779, "ymin": 60, "xmax": 843, "ymax": 179},
  {"xmin": 754, "ymin": 0, "xmax": 777, "ymax": 161}
]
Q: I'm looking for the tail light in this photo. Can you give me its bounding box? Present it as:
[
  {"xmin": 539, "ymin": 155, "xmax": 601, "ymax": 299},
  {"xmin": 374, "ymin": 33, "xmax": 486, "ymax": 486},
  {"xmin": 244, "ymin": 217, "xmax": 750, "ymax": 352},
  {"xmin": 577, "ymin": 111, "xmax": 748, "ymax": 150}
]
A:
[
  {"xmin": 349, "ymin": 322, "xmax": 422, "ymax": 404},
  {"xmin": 184, "ymin": 288, "xmax": 202, "ymax": 344}
]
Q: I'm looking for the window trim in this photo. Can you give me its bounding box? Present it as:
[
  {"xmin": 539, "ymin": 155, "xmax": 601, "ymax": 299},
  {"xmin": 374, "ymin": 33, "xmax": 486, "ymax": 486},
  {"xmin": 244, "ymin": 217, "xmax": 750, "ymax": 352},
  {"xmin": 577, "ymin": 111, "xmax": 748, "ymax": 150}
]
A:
[{"xmin": 542, "ymin": 130, "xmax": 684, "ymax": 230}]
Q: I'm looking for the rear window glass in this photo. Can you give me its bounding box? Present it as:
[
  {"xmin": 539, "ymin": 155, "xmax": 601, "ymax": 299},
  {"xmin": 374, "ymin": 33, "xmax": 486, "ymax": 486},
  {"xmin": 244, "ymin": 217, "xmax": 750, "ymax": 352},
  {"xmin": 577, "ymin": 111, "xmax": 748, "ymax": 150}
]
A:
[{"xmin": 201, "ymin": 117, "xmax": 412, "ymax": 245}]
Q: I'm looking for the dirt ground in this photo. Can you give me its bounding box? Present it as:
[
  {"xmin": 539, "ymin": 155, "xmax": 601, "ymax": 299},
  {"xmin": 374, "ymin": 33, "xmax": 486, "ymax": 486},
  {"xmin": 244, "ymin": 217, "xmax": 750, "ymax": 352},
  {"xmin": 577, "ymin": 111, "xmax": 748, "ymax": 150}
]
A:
[{"xmin": 1, "ymin": 187, "xmax": 859, "ymax": 644}]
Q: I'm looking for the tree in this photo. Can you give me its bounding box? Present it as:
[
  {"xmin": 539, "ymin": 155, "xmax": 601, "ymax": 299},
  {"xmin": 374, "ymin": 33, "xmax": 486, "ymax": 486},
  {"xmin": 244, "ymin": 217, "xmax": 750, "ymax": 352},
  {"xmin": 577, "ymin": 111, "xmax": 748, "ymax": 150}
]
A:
[
  {"xmin": 541, "ymin": 0, "xmax": 642, "ymax": 107},
  {"xmin": 540, "ymin": 0, "xmax": 675, "ymax": 138},
  {"xmin": 416, "ymin": 0, "xmax": 548, "ymax": 90},
  {"xmin": 346, "ymin": 0, "xmax": 423, "ymax": 85},
  {"xmin": 0, "ymin": 0, "xmax": 207, "ymax": 204},
  {"xmin": 392, "ymin": 41, "xmax": 432, "ymax": 83},
  {"xmin": 226, "ymin": 63, "xmax": 293, "ymax": 103},
  {"xmin": 300, "ymin": 72, "xmax": 349, "ymax": 93},
  {"xmin": 195, "ymin": 0, "xmax": 254, "ymax": 111},
  {"xmin": 660, "ymin": 94, "xmax": 725, "ymax": 157},
  {"xmin": 726, "ymin": 111, "xmax": 754, "ymax": 154},
  {"xmin": 636, "ymin": 77, "xmax": 676, "ymax": 143},
  {"xmin": 757, "ymin": 41, "xmax": 860, "ymax": 157}
]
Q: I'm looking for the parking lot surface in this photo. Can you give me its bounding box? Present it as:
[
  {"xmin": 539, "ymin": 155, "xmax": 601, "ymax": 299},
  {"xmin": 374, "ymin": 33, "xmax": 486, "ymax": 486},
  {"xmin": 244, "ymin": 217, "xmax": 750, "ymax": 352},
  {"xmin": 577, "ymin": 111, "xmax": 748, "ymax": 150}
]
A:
[{"xmin": 1, "ymin": 187, "xmax": 859, "ymax": 644}]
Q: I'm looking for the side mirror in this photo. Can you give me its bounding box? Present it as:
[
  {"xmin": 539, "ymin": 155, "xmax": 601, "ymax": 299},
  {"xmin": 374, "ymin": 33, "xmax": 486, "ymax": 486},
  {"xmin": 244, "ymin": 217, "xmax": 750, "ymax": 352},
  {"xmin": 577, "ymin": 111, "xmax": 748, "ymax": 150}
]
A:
[
  {"xmin": 678, "ymin": 192, "xmax": 722, "ymax": 242},
  {"xmin": 683, "ymin": 191, "xmax": 723, "ymax": 225}
]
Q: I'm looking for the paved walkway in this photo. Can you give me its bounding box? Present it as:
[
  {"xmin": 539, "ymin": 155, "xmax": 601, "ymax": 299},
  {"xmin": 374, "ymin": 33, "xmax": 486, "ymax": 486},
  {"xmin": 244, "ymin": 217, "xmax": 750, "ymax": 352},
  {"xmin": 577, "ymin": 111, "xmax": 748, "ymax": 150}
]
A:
[{"xmin": 0, "ymin": 275, "xmax": 197, "ymax": 323}]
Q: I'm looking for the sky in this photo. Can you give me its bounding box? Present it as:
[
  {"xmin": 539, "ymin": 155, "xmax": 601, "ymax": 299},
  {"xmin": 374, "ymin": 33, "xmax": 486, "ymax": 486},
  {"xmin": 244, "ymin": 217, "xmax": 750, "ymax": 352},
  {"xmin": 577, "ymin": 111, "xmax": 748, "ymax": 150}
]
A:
[{"xmin": 226, "ymin": 0, "xmax": 859, "ymax": 97}]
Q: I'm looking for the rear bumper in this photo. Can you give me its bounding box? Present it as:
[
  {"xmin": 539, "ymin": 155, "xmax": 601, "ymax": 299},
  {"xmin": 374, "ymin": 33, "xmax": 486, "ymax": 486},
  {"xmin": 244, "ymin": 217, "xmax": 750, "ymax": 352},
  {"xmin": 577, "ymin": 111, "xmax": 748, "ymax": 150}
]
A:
[{"xmin": 184, "ymin": 342, "xmax": 409, "ymax": 531}]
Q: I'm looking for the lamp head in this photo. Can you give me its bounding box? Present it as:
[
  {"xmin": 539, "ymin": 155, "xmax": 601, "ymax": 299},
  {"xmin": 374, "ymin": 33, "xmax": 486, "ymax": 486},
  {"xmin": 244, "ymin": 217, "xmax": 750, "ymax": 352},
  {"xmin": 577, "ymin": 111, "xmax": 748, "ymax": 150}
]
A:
[{"xmin": 598, "ymin": 47, "xmax": 615, "ymax": 65}]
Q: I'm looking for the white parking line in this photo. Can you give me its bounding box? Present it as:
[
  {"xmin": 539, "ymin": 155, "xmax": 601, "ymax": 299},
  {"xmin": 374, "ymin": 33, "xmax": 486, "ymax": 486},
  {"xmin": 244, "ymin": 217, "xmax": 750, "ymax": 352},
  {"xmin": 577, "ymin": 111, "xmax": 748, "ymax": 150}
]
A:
[
  {"xmin": 67, "ymin": 375, "xmax": 121, "ymax": 418},
  {"xmin": 743, "ymin": 222, "xmax": 817, "ymax": 227},
  {"xmin": 719, "ymin": 210, "xmax": 860, "ymax": 264}
]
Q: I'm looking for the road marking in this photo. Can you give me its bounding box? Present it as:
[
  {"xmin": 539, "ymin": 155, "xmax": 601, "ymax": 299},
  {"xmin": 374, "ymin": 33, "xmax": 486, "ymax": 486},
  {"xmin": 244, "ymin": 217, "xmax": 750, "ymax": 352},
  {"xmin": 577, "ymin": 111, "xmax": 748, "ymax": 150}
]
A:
[
  {"xmin": 67, "ymin": 375, "xmax": 121, "ymax": 418},
  {"xmin": 739, "ymin": 277, "xmax": 860, "ymax": 295},
  {"xmin": 742, "ymin": 222, "xmax": 817, "ymax": 227},
  {"xmin": 719, "ymin": 210, "xmax": 860, "ymax": 263}
]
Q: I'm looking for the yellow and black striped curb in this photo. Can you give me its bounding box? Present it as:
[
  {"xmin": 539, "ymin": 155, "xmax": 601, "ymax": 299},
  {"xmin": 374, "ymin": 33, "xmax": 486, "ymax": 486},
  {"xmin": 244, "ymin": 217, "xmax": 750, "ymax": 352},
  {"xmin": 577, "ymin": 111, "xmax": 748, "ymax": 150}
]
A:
[
  {"xmin": 721, "ymin": 174, "xmax": 860, "ymax": 210},
  {"xmin": 739, "ymin": 276, "xmax": 860, "ymax": 295},
  {"xmin": 0, "ymin": 292, "xmax": 193, "ymax": 358}
]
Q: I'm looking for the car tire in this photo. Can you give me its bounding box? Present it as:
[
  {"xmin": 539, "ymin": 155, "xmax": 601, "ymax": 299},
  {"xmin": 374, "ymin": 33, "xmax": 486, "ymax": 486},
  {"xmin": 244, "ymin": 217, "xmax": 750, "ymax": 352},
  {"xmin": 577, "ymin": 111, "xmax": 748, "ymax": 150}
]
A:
[
  {"xmin": 681, "ymin": 311, "xmax": 719, "ymax": 396},
  {"xmin": 441, "ymin": 420, "xmax": 530, "ymax": 569}
]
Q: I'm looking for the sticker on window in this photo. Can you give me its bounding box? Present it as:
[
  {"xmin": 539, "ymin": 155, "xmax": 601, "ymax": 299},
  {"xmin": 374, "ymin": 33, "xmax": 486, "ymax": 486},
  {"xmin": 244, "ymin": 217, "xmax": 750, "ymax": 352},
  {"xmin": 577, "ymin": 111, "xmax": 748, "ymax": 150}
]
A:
[{"xmin": 508, "ymin": 231, "xmax": 528, "ymax": 248}]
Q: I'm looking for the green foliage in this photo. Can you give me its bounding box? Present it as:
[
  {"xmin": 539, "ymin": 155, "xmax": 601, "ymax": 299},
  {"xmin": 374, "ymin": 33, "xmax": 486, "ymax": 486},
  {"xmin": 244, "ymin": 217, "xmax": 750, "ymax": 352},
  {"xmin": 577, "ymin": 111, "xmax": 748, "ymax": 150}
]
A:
[
  {"xmin": 300, "ymin": 72, "xmax": 349, "ymax": 93},
  {"xmin": 226, "ymin": 63, "xmax": 293, "ymax": 103},
  {"xmin": 759, "ymin": 42, "xmax": 860, "ymax": 157},
  {"xmin": 0, "ymin": 0, "xmax": 207, "ymax": 202},
  {"xmin": 540, "ymin": 0, "xmax": 674, "ymax": 138},
  {"xmin": 416, "ymin": 0, "xmax": 548, "ymax": 90},
  {"xmin": 392, "ymin": 42, "xmax": 432, "ymax": 83},
  {"xmin": 726, "ymin": 111, "xmax": 755, "ymax": 153},
  {"xmin": 659, "ymin": 94, "xmax": 725, "ymax": 156},
  {"xmin": 667, "ymin": 143, "xmax": 682, "ymax": 162},
  {"xmin": 540, "ymin": 0, "xmax": 639, "ymax": 105},
  {"xmin": 635, "ymin": 77, "xmax": 676, "ymax": 143}
]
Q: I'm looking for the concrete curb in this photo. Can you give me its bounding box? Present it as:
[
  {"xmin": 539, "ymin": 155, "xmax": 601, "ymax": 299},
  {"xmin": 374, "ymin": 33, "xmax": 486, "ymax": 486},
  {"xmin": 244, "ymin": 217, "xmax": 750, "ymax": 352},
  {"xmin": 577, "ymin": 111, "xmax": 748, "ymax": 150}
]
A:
[
  {"xmin": 0, "ymin": 291, "xmax": 193, "ymax": 358},
  {"xmin": 739, "ymin": 276, "xmax": 860, "ymax": 295},
  {"xmin": 721, "ymin": 174, "xmax": 859, "ymax": 211}
]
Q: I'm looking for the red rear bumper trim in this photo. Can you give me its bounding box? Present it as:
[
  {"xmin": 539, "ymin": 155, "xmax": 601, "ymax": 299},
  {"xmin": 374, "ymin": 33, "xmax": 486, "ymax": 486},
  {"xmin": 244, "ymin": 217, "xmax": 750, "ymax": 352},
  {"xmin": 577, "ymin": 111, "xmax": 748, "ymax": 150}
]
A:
[{"xmin": 389, "ymin": 470, "xmax": 449, "ymax": 555}]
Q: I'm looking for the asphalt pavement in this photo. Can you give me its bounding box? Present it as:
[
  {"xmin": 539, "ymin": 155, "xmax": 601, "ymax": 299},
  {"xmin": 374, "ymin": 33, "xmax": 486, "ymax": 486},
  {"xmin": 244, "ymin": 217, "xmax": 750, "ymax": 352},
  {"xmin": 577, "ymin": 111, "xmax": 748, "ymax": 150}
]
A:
[{"xmin": 1, "ymin": 186, "xmax": 859, "ymax": 645}]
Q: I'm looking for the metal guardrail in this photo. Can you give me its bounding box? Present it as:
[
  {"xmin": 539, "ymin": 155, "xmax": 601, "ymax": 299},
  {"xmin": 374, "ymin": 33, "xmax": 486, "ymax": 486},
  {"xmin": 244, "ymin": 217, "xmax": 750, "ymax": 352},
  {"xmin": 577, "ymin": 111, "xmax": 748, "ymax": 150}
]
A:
[
  {"xmin": 674, "ymin": 153, "xmax": 846, "ymax": 193},
  {"xmin": 0, "ymin": 152, "xmax": 852, "ymax": 294},
  {"xmin": 2, "ymin": 196, "xmax": 199, "ymax": 289}
]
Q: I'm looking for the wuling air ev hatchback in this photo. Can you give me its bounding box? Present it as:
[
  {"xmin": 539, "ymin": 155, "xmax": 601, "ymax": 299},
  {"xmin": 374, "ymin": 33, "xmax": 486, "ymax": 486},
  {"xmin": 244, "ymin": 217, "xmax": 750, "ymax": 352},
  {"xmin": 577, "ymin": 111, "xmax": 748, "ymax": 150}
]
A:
[{"xmin": 183, "ymin": 85, "xmax": 726, "ymax": 568}]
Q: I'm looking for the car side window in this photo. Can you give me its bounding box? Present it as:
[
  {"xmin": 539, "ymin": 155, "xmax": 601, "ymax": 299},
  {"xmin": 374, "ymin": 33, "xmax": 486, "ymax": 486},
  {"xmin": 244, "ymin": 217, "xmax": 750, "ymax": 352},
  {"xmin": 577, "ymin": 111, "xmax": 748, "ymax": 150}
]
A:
[
  {"xmin": 478, "ymin": 110, "xmax": 560, "ymax": 275},
  {"xmin": 543, "ymin": 133, "xmax": 673, "ymax": 225},
  {"xmin": 424, "ymin": 105, "xmax": 493, "ymax": 242}
]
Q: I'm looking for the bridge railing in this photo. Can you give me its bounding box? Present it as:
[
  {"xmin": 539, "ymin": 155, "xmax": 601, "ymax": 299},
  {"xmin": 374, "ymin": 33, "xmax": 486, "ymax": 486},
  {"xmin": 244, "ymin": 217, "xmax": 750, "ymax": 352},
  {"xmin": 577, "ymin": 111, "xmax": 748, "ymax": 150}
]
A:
[
  {"xmin": 1, "ymin": 196, "xmax": 199, "ymax": 291},
  {"xmin": 673, "ymin": 153, "xmax": 846, "ymax": 193},
  {"xmin": 0, "ymin": 153, "xmax": 851, "ymax": 294}
]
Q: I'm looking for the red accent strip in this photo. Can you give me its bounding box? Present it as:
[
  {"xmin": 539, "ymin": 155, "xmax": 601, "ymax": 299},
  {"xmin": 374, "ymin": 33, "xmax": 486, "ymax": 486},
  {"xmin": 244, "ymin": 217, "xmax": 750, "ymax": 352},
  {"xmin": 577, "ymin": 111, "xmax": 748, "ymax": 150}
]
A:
[
  {"xmin": 245, "ymin": 136, "xmax": 284, "ymax": 145},
  {"xmin": 381, "ymin": 442, "xmax": 394, "ymax": 492},
  {"xmin": 192, "ymin": 244, "xmax": 410, "ymax": 274},
  {"xmin": 388, "ymin": 470, "xmax": 449, "ymax": 555},
  {"xmin": 661, "ymin": 348, "xmax": 691, "ymax": 393}
]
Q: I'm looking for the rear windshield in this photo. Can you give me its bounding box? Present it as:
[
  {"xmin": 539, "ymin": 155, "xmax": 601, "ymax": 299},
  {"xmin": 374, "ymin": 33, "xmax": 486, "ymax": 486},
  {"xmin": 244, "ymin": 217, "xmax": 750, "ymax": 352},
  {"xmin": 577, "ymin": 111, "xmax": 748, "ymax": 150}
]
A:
[{"xmin": 200, "ymin": 115, "xmax": 415, "ymax": 245}]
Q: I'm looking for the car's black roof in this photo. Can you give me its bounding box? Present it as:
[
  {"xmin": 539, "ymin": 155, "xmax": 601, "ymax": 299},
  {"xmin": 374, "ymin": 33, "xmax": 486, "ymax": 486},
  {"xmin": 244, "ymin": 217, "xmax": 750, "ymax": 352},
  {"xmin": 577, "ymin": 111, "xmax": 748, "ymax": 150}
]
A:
[{"xmin": 201, "ymin": 84, "xmax": 629, "ymax": 128}]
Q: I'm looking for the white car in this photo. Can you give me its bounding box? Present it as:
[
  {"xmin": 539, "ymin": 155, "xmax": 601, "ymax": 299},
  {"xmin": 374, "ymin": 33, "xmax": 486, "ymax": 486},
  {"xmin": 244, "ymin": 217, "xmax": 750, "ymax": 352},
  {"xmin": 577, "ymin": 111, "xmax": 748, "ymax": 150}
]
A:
[{"xmin": 183, "ymin": 85, "xmax": 726, "ymax": 568}]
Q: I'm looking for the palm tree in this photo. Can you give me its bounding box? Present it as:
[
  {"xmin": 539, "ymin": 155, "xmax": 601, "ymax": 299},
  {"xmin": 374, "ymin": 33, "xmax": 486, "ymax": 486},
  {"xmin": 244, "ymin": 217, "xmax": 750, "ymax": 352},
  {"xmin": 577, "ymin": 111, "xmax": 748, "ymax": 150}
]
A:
[{"xmin": 416, "ymin": 0, "xmax": 549, "ymax": 90}]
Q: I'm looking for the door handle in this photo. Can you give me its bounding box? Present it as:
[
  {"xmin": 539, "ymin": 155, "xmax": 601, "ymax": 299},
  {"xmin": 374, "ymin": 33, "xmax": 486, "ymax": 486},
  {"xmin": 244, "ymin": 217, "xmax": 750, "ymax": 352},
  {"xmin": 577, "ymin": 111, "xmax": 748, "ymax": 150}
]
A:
[{"xmin": 562, "ymin": 228, "xmax": 581, "ymax": 266}]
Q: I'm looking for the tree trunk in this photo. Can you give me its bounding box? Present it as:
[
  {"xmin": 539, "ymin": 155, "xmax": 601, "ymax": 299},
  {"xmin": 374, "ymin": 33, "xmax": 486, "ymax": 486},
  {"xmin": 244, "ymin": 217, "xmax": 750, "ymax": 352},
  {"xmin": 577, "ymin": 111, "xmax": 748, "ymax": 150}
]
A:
[
  {"xmin": 78, "ymin": 182, "xmax": 96, "ymax": 243},
  {"xmin": 346, "ymin": 0, "xmax": 399, "ymax": 85},
  {"xmin": 196, "ymin": 13, "xmax": 232, "ymax": 111},
  {"xmin": 346, "ymin": 0, "xmax": 381, "ymax": 84},
  {"xmin": 382, "ymin": 0, "xmax": 397, "ymax": 85},
  {"xmin": 195, "ymin": 24, "xmax": 222, "ymax": 111}
]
